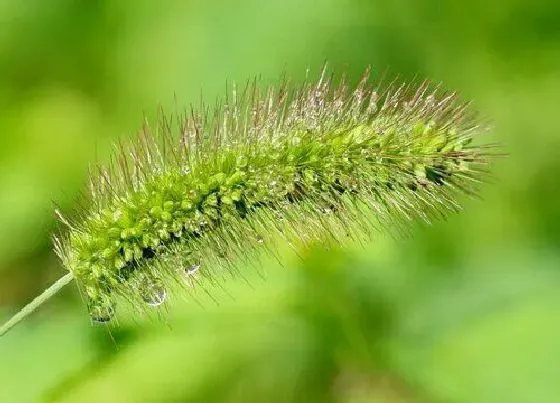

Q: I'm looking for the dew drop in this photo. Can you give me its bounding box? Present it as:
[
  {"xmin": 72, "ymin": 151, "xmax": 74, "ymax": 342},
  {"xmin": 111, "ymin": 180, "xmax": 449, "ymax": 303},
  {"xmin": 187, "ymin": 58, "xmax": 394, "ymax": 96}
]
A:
[
  {"xmin": 183, "ymin": 263, "xmax": 201, "ymax": 288},
  {"xmin": 140, "ymin": 279, "xmax": 167, "ymax": 307},
  {"xmin": 186, "ymin": 263, "xmax": 201, "ymax": 276},
  {"xmin": 89, "ymin": 298, "xmax": 116, "ymax": 324},
  {"xmin": 257, "ymin": 235, "xmax": 264, "ymax": 244}
]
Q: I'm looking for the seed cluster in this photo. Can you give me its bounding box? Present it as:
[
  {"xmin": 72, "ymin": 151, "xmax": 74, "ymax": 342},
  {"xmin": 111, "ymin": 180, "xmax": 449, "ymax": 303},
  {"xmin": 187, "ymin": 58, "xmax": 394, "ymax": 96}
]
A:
[{"xmin": 54, "ymin": 67, "xmax": 494, "ymax": 323}]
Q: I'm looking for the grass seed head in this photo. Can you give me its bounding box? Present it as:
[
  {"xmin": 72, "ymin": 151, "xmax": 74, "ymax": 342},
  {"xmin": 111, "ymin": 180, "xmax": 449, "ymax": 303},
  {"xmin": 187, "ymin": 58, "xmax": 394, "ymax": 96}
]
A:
[{"xmin": 55, "ymin": 66, "xmax": 496, "ymax": 323}]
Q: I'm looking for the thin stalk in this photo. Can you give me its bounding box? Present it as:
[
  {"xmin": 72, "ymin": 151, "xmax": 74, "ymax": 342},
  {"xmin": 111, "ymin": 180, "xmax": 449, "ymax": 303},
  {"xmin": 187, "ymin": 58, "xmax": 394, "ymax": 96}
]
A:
[{"xmin": 0, "ymin": 273, "xmax": 74, "ymax": 337}]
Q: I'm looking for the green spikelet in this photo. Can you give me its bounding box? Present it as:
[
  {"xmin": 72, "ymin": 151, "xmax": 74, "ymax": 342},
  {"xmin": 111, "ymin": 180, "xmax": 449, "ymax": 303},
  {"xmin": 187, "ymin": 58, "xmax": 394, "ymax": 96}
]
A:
[{"xmin": 2, "ymin": 66, "xmax": 497, "ymax": 331}]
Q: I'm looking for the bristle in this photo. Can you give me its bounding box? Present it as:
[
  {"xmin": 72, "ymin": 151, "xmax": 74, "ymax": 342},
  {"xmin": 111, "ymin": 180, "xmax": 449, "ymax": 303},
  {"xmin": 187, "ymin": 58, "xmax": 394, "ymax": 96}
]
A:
[{"xmin": 55, "ymin": 66, "xmax": 497, "ymax": 323}]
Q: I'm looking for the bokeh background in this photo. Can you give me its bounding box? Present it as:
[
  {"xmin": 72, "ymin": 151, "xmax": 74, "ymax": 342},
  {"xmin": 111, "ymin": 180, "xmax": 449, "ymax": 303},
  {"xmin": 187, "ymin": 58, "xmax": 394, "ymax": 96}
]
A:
[{"xmin": 1, "ymin": 1, "xmax": 559, "ymax": 402}]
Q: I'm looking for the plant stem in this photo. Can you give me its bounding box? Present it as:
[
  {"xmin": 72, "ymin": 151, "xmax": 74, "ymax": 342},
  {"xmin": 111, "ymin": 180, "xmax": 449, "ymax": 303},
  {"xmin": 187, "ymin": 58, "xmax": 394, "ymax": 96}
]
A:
[{"xmin": 0, "ymin": 273, "xmax": 74, "ymax": 337}]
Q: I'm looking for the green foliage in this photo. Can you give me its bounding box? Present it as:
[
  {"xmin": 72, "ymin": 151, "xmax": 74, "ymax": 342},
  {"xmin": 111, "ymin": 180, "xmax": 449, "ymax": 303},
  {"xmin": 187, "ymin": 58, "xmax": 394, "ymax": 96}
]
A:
[{"xmin": 55, "ymin": 68, "xmax": 494, "ymax": 323}]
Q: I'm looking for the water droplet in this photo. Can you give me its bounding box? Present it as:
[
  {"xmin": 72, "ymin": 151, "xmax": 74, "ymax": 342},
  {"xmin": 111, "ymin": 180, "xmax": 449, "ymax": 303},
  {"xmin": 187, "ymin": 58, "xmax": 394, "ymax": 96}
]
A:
[
  {"xmin": 257, "ymin": 235, "xmax": 264, "ymax": 244},
  {"xmin": 89, "ymin": 298, "xmax": 115, "ymax": 324},
  {"xmin": 186, "ymin": 263, "xmax": 201, "ymax": 276},
  {"xmin": 140, "ymin": 279, "xmax": 167, "ymax": 307},
  {"xmin": 183, "ymin": 263, "xmax": 201, "ymax": 288}
]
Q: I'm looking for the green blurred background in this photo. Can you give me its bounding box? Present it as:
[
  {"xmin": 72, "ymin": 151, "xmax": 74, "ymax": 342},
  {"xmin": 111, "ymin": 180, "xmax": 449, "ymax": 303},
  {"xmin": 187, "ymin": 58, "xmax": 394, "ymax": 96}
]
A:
[{"xmin": 1, "ymin": 1, "xmax": 559, "ymax": 402}]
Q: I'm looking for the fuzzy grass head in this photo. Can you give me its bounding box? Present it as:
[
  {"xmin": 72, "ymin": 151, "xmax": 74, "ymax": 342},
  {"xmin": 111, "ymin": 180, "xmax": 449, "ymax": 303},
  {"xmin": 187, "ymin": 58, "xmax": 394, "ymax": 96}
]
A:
[{"xmin": 2, "ymin": 65, "xmax": 497, "ymax": 332}]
